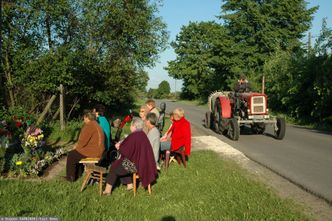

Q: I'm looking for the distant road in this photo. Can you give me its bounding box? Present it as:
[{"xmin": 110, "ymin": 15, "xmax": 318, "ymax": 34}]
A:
[{"xmin": 156, "ymin": 99, "xmax": 332, "ymax": 203}]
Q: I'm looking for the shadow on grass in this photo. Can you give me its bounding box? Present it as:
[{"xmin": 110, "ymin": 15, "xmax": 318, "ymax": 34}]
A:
[
  {"xmin": 47, "ymin": 127, "xmax": 81, "ymax": 147},
  {"xmin": 161, "ymin": 216, "xmax": 176, "ymax": 221},
  {"xmin": 65, "ymin": 127, "xmax": 81, "ymax": 145},
  {"xmin": 48, "ymin": 137, "xmax": 62, "ymax": 146},
  {"xmin": 17, "ymin": 210, "xmax": 33, "ymax": 216}
]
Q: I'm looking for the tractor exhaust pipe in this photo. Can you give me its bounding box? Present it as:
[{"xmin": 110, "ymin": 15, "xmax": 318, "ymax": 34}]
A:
[{"xmin": 262, "ymin": 75, "xmax": 265, "ymax": 94}]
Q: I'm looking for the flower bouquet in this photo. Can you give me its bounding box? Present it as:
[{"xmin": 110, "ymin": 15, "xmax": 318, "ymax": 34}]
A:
[{"xmin": 21, "ymin": 125, "xmax": 45, "ymax": 156}]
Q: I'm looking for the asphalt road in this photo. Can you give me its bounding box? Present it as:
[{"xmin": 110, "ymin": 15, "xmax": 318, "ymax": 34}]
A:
[{"xmin": 156, "ymin": 99, "xmax": 332, "ymax": 203}]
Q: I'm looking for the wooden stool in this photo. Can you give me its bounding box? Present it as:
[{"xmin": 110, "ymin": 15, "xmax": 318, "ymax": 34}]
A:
[
  {"xmin": 165, "ymin": 147, "xmax": 186, "ymax": 171},
  {"xmin": 133, "ymin": 172, "xmax": 151, "ymax": 196},
  {"xmin": 79, "ymin": 158, "xmax": 107, "ymax": 196}
]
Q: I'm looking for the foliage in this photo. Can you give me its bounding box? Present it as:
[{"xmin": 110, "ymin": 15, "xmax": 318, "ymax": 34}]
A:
[
  {"xmin": 0, "ymin": 151, "xmax": 310, "ymax": 220},
  {"xmin": 1, "ymin": 0, "xmax": 168, "ymax": 118},
  {"xmin": 168, "ymin": 0, "xmax": 317, "ymax": 101},
  {"xmin": 147, "ymin": 88, "xmax": 157, "ymax": 98},
  {"xmin": 7, "ymin": 146, "xmax": 68, "ymax": 177},
  {"xmin": 156, "ymin": 80, "xmax": 171, "ymax": 98},
  {"xmin": 0, "ymin": 107, "xmax": 35, "ymax": 142},
  {"xmin": 0, "ymin": 123, "xmax": 68, "ymax": 177},
  {"xmin": 264, "ymin": 18, "xmax": 332, "ymax": 123},
  {"xmin": 148, "ymin": 80, "xmax": 171, "ymax": 99},
  {"xmin": 166, "ymin": 0, "xmax": 331, "ymax": 125},
  {"xmin": 0, "ymin": 147, "xmax": 6, "ymax": 173},
  {"xmin": 168, "ymin": 21, "xmax": 238, "ymax": 100},
  {"xmin": 0, "ymin": 109, "xmax": 69, "ymax": 176},
  {"xmin": 221, "ymin": 0, "xmax": 317, "ymax": 69}
]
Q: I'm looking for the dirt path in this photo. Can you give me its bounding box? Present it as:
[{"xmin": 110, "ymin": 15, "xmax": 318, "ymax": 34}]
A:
[
  {"xmin": 38, "ymin": 142, "xmax": 74, "ymax": 180},
  {"xmin": 41, "ymin": 156, "xmax": 67, "ymax": 181}
]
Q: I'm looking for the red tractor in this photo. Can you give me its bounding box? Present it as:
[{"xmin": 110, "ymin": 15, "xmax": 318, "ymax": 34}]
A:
[{"xmin": 205, "ymin": 91, "xmax": 286, "ymax": 140}]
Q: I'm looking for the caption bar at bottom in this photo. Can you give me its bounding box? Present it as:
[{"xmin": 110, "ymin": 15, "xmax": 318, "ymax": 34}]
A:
[{"xmin": 0, "ymin": 218, "xmax": 58, "ymax": 221}]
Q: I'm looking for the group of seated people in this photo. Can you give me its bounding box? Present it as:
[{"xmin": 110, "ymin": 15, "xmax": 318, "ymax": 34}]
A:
[{"xmin": 63, "ymin": 99, "xmax": 191, "ymax": 196}]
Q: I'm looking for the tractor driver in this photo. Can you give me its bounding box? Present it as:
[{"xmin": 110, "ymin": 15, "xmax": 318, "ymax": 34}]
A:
[
  {"xmin": 232, "ymin": 75, "xmax": 251, "ymax": 117},
  {"xmin": 235, "ymin": 75, "xmax": 251, "ymax": 93}
]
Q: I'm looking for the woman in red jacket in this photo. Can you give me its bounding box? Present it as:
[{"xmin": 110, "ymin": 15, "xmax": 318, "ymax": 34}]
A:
[{"xmin": 160, "ymin": 108, "xmax": 191, "ymax": 156}]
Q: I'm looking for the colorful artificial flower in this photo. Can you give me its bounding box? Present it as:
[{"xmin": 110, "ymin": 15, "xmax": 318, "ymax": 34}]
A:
[{"xmin": 16, "ymin": 161, "xmax": 23, "ymax": 166}]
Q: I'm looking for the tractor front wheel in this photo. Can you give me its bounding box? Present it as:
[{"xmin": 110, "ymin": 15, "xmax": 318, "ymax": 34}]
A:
[
  {"xmin": 205, "ymin": 111, "xmax": 213, "ymax": 129},
  {"xmin": 274, "ymin": 117, "xmax": 286, "ymax": 140},
  {"xmin": 227, "ymin": 118, "xmax": 240, "ymax": 141}
]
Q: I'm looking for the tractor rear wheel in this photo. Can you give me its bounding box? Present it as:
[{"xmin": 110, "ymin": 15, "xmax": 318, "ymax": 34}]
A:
[
  {"xmin": 213, "ymin": 99, "xmax": 222, "ymax": 133},
  {"xmin": 228, "ymin": 118, "xmax": 240, "ymax": 141},
  {"xmin": 274, "ymin": 117, "xmax": 286, "ymax": 140},
  {"xmin": 205, "ymin": 111, "xmax": 213, "ymax": 129}
]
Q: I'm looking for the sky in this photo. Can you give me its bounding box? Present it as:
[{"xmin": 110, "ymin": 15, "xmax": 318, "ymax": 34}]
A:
[{"xmin": 146, "ymin": 0, "xmax": 332, "ymax": 92}]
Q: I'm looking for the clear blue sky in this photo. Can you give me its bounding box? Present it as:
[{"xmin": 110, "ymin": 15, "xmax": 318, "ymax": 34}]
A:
[{"xmin": 147, "ymin": 0, "xmax": 331, "ymax": 91}]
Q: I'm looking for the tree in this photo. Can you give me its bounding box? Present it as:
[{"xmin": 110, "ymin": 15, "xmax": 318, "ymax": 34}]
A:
[
  {"xmin": 264, "ymin": 18, "xmax": 332, "ymax": 122},
  {"xmin": 155, "ymin": 80, "xmax": 170, "ymax": 98},
  {"xmin": 167, "ymin": 21, "xmax": 236, "ymax": 100},
  {"xmin": 221, "ymin": 0, "xmax": 317, "ymax": 83},
  {"xmin": 1, "ymin": 0, "xmax": 168, "ymax": 117},
  {"xmin": 168, "ymin": 0, "xmax": 317, "ymax": 101},
  {"xmin": 65, "ymin": 0, "xmax": 168, "ymax": 108},
  {"xmin": 147, "ymin": 88, "xmax": 157, "ymax": 98}
]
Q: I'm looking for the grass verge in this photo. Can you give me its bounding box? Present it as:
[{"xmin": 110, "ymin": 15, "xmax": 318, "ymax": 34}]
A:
[
  {"xmin": 0, "ymin": 151, "xmax": 310, "ymax": 221},
  {"xmin": 46, "ymin": 120, "xmax": 82, "ymax": 144}
]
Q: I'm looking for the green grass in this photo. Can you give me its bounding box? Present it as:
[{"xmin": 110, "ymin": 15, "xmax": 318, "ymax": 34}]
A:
[
  {"xmin": 46, "ymin": 120, "xmax": 83, "ymax": 144},
  {"xmin": 0, "ymin": 151, "xmax": 310, "ymax": 221}
]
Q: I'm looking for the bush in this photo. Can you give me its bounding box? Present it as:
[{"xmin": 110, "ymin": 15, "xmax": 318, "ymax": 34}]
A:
[{"xmin": 0, "ymin": 147, "xmax": 6, "ymax": 173}]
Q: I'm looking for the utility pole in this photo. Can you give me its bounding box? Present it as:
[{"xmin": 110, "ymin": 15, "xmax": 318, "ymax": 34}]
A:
[
  {"xmin": 174, "ymin": 79, "xmax": 177, "ymax": 100},
  {"xmin": 262, "ymin": 75, "xmax": 265, "ymax": 94}
]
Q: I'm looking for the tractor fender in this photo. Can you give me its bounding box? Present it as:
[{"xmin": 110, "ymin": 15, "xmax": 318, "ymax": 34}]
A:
[{"xmin": 218, "ymin": 96, "xmax": 232, "ymax": 118}]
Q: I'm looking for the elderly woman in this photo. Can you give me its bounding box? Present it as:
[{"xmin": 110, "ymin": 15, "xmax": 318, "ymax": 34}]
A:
[
  {"xmin": 103, "ymin": 117, "xmax": 157, "ymax": 195},
  {"xmin": 65, "ymin": 110, "xmax": 105, "ymax": 182},
  {"xmin": 160, "ymin": 108, "xmax": 191, "ymax": 156},
  {"xmin": 139, "ymin": 104, "xmax": 149, "ymax": 134}
]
